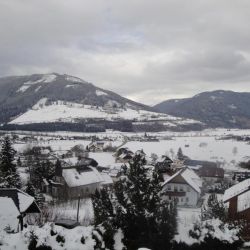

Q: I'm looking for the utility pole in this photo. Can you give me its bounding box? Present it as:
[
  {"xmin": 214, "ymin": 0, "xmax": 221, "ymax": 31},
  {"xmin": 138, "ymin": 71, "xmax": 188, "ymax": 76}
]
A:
[{"xmin": 76, "ymin": 195, "xmax": 80, "ymax": 222}]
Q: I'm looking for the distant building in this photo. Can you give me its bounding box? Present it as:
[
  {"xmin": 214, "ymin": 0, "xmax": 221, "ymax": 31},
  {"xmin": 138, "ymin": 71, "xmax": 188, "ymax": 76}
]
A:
[
  {"xmin": 115, "ymin": 147, "xmax": 134, "ymax": 163},
  {"xmin": 162, "ymin": 167, "xmax": 203, "ymax": 207},
  {"xmin": 155, "ymin": 155, "xmax": 173, "ymax": 173},
  {"xmin": 0, "ymin": 188, "xmax": 40, "ymax": 232},
  {"xmin": 51, "ymin": 165, "xmax": 105, "ymax": 199},
  {"xmin": 198, "ymin": 165, "xmax": 224, "ymax": 183},
  {"xmin": 88, "ymin": 141, "xmax": 105, "ymax": 152},
  {"xmin": 183, "ymin": 159, "xmax": 218, "ymax": 171}
]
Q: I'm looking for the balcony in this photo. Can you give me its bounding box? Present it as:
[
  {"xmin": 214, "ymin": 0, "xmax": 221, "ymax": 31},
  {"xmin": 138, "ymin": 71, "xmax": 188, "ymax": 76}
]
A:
[{"xmin": 164, "ymin": 191, "xmax": 186, "ymax": 197}]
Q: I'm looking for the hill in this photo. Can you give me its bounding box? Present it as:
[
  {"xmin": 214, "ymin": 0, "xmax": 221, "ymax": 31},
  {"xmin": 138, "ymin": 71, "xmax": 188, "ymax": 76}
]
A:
[
  {"xmin": 0, "ymin": 73, "xmax": 203, "ymax": 132},
  {"xmin": 154, "ymin": 90, "xmax": 250, "ymax": 128}
]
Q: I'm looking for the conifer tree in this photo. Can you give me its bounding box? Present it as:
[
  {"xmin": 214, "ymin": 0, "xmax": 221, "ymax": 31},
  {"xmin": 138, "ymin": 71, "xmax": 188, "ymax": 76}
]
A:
[
  {"xmin": 92, "ymin": 188, "xmax": 115, "ymax": 250},
  {"xmin": 177, "ymin": 147, "xmax": 184, "ymax": 160},
  {"xmin": 202, "ymin": 193, "xmax": 227, "ymax": 222},
  {"xmin": 114, "ymin": 154, "xmax": 177, "ymax": 250},
  {"xmin": 0, "ymin": 136, "xmax": 21, "ymax": 188},
  {"xmin": 25, "ymin": 181, "xmax": 38, "ymax": 198}
]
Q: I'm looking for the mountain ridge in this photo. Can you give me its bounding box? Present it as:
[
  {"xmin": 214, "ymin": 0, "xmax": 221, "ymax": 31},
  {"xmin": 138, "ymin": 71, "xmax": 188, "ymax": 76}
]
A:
[
  {"xmin": 0, "ymin": 73, "xmax": 203, "ymax": 132},
  {"xmin": 154, "ymin": 90, "xmax": 250, "ymax": 128}
]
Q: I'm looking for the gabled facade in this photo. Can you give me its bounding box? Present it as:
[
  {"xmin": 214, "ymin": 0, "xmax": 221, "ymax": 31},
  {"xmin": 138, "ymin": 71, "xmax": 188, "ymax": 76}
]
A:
[
  {"xmin": 0, "ymin": 188, "xmax": 40, "ymax": 232},
  {"xmin": 162, "ymin": 168, "xmax": 203, "ymax": 207},
  {"xmin": 223, "ymin": 179, "xmax": 250, "ymax": 239}
]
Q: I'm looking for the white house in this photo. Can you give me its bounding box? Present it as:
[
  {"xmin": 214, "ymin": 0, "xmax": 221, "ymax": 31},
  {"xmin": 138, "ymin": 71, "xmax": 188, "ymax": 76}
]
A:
[{"xmin": 162, "ymin": 167, "xmax": 203, "ymax": 207}]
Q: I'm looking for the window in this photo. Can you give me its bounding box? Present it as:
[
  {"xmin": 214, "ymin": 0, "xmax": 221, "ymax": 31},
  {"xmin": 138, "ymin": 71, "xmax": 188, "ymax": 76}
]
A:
[
  {"xmin": 186, "ymin": 197, "xmax": 189, "ymax": 202},
  {"xmin": 180, "ymin": 198, "xmax": 183, "ymax": 202},
  {"xmin": 167, "ymin": 185, "xmax": 171, "ymax": 191},
  {"xmin": 180, "ymin": 186, "xmax": 184, "ymax": 192},
  {"xmin": 174, "ymin": 186, "xmax": 178, "ymax": 191}
]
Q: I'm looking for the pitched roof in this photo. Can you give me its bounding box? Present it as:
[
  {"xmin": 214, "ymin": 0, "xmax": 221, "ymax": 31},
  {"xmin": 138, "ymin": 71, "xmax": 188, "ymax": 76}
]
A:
[
  {"xmin": 0, "ymin": 188, "xmax": 40, "ymax": 213},
  {"xmin": 223, "ymin": 178, "xmax": 250, "ymax": 203},
  {"xmin": 162, "ymin": 167, "xmax": 202, "ymax": 193},
  {"xmin": 183, "ymin": 159, "xmax": 217, "ymax": 168},
  {"xmin": 0, "ymin": 197, "xmax": 20, "ymax": 231},
  {"xmin": 62, "ymin": 166, "xmax": 104, "ymax": 187},
  {"xmin": 199, "ymin": 166, "xmax": 224, "ymax": 178}
]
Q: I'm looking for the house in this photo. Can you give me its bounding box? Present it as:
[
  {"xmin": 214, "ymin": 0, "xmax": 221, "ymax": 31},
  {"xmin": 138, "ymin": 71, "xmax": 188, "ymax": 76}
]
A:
[
  {"xmin": 183, "ymin": 159, "xmax": 218, "ymax": 171},
  {"xmin": 162, "ymin": 167, "xmax": 203, "ymax": 207},
  {"xmin": 87, "ymin": 141, "xmax": 105, "ymax": 152},
  {"xmin": 70, "ymin": 144, "xmax": 88, "ymax": 158},
  {"xmin": 223, "ymin": 179, "xmax": 250, "ymax": 220},
  {"xmin": 135, "ymin": 149, "xmax": 146, "ymax": 158},
  {"xmin": 0, "ymin": 188, "xmax": 40, "ymax": 232},
  {"xmin": 223, "ymin": 179, "xmax": 250, "ymax": 239},
  {"xmin": 115, "ymin": 147, "xmax": 134, "ymax": 163},
  {"xmin": 198, "ymin": 165, "xmax": 224, "ymax": 183},
  {"xmin": 51, "ymin": 162, "xmax": 104, "ymax": 199},
  {"xmin": 155, "ymin": 155, "xmax": 173, "ymax": 173}
]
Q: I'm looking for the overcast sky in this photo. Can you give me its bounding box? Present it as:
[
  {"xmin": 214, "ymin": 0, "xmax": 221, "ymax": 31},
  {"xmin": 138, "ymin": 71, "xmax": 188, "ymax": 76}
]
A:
[{"xmin": 1, "ymin": 0, "xmax": 250, "ymax": 105}]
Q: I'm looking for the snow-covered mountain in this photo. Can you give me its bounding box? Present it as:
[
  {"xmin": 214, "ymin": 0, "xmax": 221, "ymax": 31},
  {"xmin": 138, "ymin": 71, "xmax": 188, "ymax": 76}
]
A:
[
  {"xmin": 154, "ymin": 90, "xmax": 250, "ymax": 128},
  {"xmin": 0, "ymin": 73, "xmax": 203, "ymax": 131}
]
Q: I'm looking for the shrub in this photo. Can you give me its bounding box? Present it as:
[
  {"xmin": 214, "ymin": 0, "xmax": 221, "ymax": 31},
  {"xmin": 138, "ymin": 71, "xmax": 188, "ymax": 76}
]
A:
[
  {"xmin": 80, "ymin": 235, "xmax": 85, "ymax": 244},
  {"xmin": 56, "ymin": 234, "xmax": 65, "ymax": 244}
]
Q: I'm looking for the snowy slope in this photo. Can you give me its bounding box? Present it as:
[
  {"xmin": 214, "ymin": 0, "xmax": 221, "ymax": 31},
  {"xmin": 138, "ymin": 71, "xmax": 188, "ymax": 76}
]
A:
[
  {"xmin": 0, "ymin": 73, "xmax": 151, "ymax": 124},
  {"xmin": 9, "ymin": 99, "xmax": 201, "ymax": 127}
]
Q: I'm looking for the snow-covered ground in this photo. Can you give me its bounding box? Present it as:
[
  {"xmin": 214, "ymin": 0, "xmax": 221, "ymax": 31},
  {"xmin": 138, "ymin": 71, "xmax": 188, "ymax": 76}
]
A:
[
  {"xmin": 9, "ymin": 99, "xmax": 200, "ymax": 126},
  {"xmin": 175, "ymin": 207, "xmax": 201, "ymax": 245},
  {"xmin": 12, "ymin": 128, "xmax": 250, "ymax": 171},
  {"xmin": 126, "ymin": 136, "xmax": 250, "ymax": 170}
]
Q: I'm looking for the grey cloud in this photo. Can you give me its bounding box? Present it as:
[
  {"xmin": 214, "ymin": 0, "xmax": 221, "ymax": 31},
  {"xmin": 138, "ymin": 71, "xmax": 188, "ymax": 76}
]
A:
[{"xmin": 1, "ymin": 0, "xmax": 250, "ymax": 105}]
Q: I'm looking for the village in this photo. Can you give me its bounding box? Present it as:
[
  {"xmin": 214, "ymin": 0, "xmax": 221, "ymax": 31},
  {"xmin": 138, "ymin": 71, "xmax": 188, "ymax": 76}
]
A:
[{"xmin": 1, "ymin": 129, "xmax": 250, "ymax": 249}]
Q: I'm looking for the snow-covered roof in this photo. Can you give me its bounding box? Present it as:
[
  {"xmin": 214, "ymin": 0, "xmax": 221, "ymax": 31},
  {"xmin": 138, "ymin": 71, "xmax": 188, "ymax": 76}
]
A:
[
  {"xmin": 0, "ymin": 188, "xmax": 40, "ymax": 214},
  {"xmin": 62, "ymin": 166, "xmax": 104, "ymax": 187},
  {"xmin": 162, "ymin": 167, "xmax": 202, "ymax": 193},
  {"xmin": 223, "ymin": 178, "xmax": 250, "ymax": 202},
  {"xmin": 100, "ymin": 173, "xmax": 113, "ymax": 185},
  {"xmin": 0, "ymin": 197, "xmax": 20, "ymax": 231},
  {"xmin": 18, "ymin": 191, "xmax": 36, "ymax": 213}
]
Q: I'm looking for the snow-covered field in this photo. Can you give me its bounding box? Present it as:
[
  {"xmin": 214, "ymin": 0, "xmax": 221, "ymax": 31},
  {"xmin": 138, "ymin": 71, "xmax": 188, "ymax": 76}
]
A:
[
  {"xmin": 126, "ymin": 136, "xmax": 250, "ymax": 170},
  {"xmin": 9, "ymin": 99, "xmax": 200, "ymax": 126},
  {"xmin": 12, "ymin": 128, "xmax": 250, "ymax": 171}
]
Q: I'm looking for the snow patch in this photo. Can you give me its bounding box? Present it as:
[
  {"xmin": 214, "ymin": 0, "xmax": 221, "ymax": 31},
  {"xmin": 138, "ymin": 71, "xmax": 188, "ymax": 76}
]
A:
[
  {"xmin": 65, "ymin": 84, "xmax": 75, "ymax": 88},
  {"xmin": 65, "ymin": 75, "xmax": 84, "ymax": 83},
  {"xmin": 16, "ymin": 74, "xmax": 57, "ymax": 93},
  {"xmin": 34, "ymin": 86, "xmax": 42, "ymax": 92},
  {"xmin": 228, "ymin": 104, "xmax": 237, "ymax": 109},
  {"xmin": 32, "ymin": 98, "xmax": 48, "ymax": 110},
  {"xmin": 96, "ymin": 90, "xmax": 108, "ymax": 96}
]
